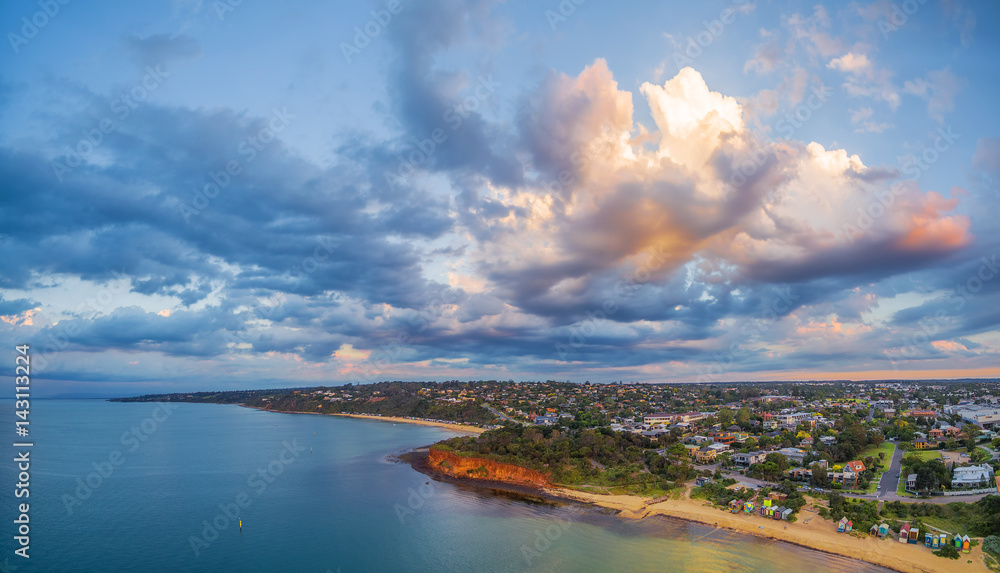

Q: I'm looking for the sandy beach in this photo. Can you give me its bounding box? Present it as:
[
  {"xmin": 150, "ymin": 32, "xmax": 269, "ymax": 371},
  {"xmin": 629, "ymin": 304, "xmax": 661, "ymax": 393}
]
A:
[
  {"xmin": 546, "ymin": 487, "xmax": 991, "ymax": 573},
  {"xmin": 328, "ymin": 413, "xmax": 486, "ymax": 434}
]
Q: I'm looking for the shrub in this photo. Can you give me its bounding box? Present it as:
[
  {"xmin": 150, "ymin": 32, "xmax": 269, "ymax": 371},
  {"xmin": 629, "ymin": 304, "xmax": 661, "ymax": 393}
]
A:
[
  {"xmin": 983, "ymin": 536, "xmax": 1000, "ymax": 557},
  {"xmin": 933, "ymin": 545, "xmax": 960, "ymax": 560}
]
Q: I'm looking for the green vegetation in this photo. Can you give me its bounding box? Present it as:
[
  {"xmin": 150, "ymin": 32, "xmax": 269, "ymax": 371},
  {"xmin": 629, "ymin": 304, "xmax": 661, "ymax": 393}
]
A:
[
  {"xmin": 901, "ymin": 453, "xmax": 950, "ymax": 494},
  {"xmin": 747, "ymin": 453, "xmax": 790, "ymax": 481},
  {"xmin": 973, "ymin": 447, "xmax": 994, "ymax": 464},
  {"xmin": 909, "ymin": 450, "xmax": 942, "ymax": 462},
  {"xmin": 933, "ymin": 545, "xmax": 960, "ymax": 559},
  {"xmin": 881, "ymin": 498, "xmax": 1000, "ymax": 537},
  {"xmin": 436, "ymin": 426, "xmax": 697, "ymax": 493},
  {"xmin": 827, "ymin": 493, "xmax": 880, "ymax": 536},
  {"xmin": 859, "ymin": 441, "xmax": 895, "ymax": 462}
]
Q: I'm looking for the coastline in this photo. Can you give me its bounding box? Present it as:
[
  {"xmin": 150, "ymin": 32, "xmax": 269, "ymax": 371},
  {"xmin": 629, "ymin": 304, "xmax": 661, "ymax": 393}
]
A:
[
  {"xmin": 403, "ymin": 449, "xmax": 987, "ymax": 573},
  {"xmin": 240, "ymin": 405, "xmax": 486, "ymax": 434},
  {"xmin": 328, "ymin": 412, "xmax": 486, "ymax": 434},
  {"xmin": 544, "ymin": 487, "xmax": 990, "ymax": 573}
]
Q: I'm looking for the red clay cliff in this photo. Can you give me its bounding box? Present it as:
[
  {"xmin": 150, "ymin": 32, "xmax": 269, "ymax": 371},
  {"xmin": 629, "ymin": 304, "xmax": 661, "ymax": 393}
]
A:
[{"xmin": 428, "ymin": 447, "xmax": 550, "ymax": 487}]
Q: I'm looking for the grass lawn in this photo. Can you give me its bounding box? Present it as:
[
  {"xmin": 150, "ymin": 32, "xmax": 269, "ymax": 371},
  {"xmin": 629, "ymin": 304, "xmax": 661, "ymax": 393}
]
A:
[
  {"xmin": 906, "ymin": 450, "xmax": 942, "ymax": 462},
  {"xmin": 860, "ymin": 441, "xmax": 896, "ymax": 466},
  {"xmin": 921, "ymin": 515, "xmax": 972, "ymax": 536},
  {"xmin": 896, "ymin": 475, "xmax": 912, "ymax": 496}
]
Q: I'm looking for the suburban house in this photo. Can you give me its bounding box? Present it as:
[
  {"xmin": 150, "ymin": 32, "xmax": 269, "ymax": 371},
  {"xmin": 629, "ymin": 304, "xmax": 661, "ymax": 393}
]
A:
[
  {"xmin": 776, "ymin": 447, "xmax": 807, "ymax": 464},
  {"xmin": 534, "ymin": 415, "xmax": 557, "ymax": 426},
  {"xmin": 914, "ymin": 439, "xmax": 930, "ymax": 449},
  {"xmin": 763, "ymin": 419, "xmax": 779, "ymax": 429},
  {"xmin": 695, "ymin": 446, "xmax": 718, "ymax": 463},
  {"xmin": 707, "ymin": 442, "xmax": 730, "ymax": 454},
  {"xmin": 929, "ymin": 428, "xmax": 944, "ymax": 440},
  {"xmin": 907, "ymin": 474, "xmax": 917, "ymax": 490},
  {"xmin": 828, "ymin": 461, "xmax": 866, "ymax": 488},
  {"xmin": 845, "ymin": 460, "xmax": 866, "ymax": 473},
  {"xmin": 952, "ymin": 464, "xmax": 996, "ymax": 489},
  {"xmin": 643, "ymin": 412, "xmax": 674, "ymax": 425},
  {"xmin": 734, "ymin": 451, "xmax": 768, "ymax": 468},
  {"xmin": 909, "ymin": 410, "xmax": 937, "ymax": 419},
  {"xmin": 709, "ymin": 431, "xmax": 737, "ymax": 445}
]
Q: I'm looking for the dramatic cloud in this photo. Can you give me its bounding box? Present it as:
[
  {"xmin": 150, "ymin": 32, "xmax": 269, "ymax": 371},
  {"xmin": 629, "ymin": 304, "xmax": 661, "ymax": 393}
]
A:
[{"xmin": 3, "ymin": 0, "xmax": 997, "ymax": 392}]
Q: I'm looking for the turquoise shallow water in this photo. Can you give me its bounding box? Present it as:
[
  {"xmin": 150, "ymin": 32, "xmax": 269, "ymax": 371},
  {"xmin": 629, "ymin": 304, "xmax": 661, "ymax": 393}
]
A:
[{"xmin": 0, "ymin": 400, "xmax": 894, "ymax": 572}]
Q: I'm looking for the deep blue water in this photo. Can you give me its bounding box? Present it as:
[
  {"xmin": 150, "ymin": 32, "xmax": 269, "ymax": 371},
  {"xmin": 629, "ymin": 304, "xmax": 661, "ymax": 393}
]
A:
[{"xmin": 0, "ymin": 401, "xmax": 895, "ymax": 572}]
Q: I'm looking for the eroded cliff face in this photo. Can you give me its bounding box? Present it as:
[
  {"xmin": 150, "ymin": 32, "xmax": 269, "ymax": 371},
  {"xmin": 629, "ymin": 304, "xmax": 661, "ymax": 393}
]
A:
[{"xmin": 428, "ymin": 448, "xmax": 550, "ymax": 487}]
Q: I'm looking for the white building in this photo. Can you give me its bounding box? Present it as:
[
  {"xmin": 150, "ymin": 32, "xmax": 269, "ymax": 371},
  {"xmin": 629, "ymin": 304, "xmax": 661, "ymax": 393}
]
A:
[
  {"xmin": 956, "ymin": 406, "xmax": 1000, "ymax": 429},
  {"xmin": 952, "ymin": 464, "xmax": 995, "ymax": 489}
]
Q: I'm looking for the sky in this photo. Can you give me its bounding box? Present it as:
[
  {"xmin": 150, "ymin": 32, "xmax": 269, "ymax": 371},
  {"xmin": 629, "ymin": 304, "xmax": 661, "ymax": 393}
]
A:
[{"xmin": 2, "ymin": 0, "xmax": 999, "ymax": 396}]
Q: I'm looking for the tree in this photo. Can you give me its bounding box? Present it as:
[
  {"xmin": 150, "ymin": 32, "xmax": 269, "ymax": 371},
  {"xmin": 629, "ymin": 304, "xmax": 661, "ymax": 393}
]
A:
[
  {"xmin": 736, "ymin": 407, "xmax": 751, "ymax": 427},
  {"xmin": 717, "ymin": 408, "xmax": 734, "ymax": 427},
  {"xmin": 810, "ymin": 463, "xmax": 829, "ymax": 488},
  {"xmin": 971, "ymin": 448, "xmax": 992, "ymax": 464},
  {"xmin": 765, "ymin": 453, "xmax": 790, "ymax": 473},
  {"xmin": 744, "ymin": 437, "xmax": 758, "ymax": 451}
]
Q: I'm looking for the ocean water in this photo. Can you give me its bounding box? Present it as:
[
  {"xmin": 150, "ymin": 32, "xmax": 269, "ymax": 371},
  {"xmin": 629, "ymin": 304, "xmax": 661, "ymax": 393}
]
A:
[{"xmin": 0, "ymin": 401, "xmax": 894, "ymax": 572}]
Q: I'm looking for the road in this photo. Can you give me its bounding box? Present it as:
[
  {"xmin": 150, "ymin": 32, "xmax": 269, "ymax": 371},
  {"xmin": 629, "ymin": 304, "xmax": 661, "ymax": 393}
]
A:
[
  {"xmin": 843, "ymin": 443, "xmax": 995, "ymax": 503},
  {"xmin": 875, "ymin": 442, "xmax": 903, "ymax": 498},
  {"xmin": 719, "ymin": 444, "xmax": 995, "ymax": 504},
  {"xmin": 483, "ymin": 403, "xmax": 522, "ymax": 425}
]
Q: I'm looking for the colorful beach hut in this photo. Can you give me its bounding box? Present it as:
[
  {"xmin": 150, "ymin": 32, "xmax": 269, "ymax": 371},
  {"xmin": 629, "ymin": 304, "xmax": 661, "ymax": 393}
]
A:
[
  {"xmin": 729, "ymin": 500, "xmax": 740, "ymax": 513},
  {"xmin": 939, "ymin": 534, "xmax": 947, "ymax": 549},
  {"xmin": 773, "ymin": 506, "xmax": 785, "ymax": 520},
  {"xmin": 869, "ymin": 525, "xmax": 878, "ymax": 536},
  {"xmin": 845, "ymin": 520, "xmax": 853, "ymax": 533},
  {"xmin": 908, "ymin": 527, "xmax": 919, "ymax": 544},
  {"xmin": 955, "ymin": 534, "xmax": 963, "ymax": 549},
  {"xmin": 963, "ymin": 535, "xmax": 971, "ymax": 553},
  {"xmin": 924, "ymin": 532, "xmax": 933, "ymax": 548},
  {"xmin": 899, "ymin": 523, "xmax": 910, "ymax": 543},
  {"xmin": 838, "ymin": 517, "xmax": 849, "ymax": 533},
  {"xmin": 744, "ymin": 501, "xmax": 754, "ymax": 515},
  {"xmin": 932, "ymin": 534, "xmax": 940, "ymax": 549},
  {"xmin": 877, "ymin": 523, "xmax": 889, "ymax": 539}
]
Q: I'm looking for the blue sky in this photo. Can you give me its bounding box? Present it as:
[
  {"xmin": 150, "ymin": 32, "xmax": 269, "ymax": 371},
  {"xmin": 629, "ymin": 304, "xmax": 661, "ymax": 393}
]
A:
[{"xmin": 2, "ymin": 0, "xmax": 999, "ymax": 396}]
